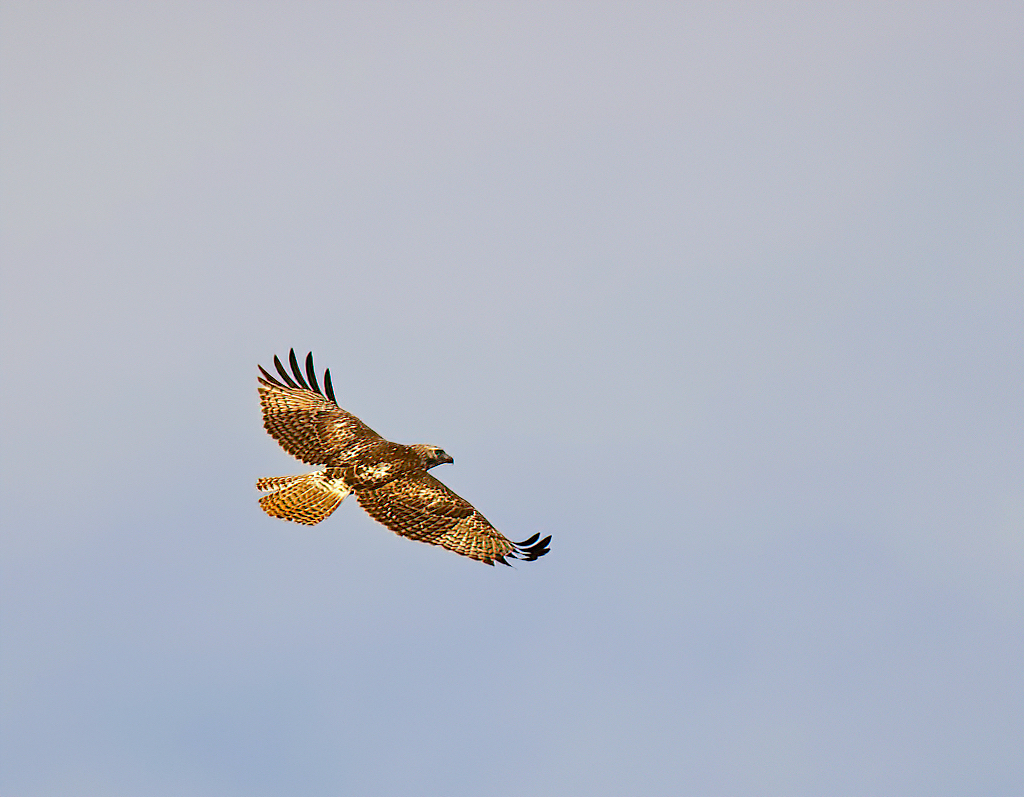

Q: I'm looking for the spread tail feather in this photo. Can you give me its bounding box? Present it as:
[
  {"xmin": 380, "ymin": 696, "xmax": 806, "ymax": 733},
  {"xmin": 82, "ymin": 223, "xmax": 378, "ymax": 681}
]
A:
[{"xmin": 256, "ymin": 471, "xmax": 351, "ymax": 525}]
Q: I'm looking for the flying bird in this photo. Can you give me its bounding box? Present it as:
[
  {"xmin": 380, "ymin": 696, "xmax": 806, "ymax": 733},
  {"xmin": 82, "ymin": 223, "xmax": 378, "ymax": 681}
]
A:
[{"xmin": 256, "ymin": 350, "xmax": 551, "ymax": 566}]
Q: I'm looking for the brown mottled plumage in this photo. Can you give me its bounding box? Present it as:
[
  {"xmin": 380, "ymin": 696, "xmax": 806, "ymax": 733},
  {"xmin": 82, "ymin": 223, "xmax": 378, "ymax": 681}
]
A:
[{"xmin": 256, "ymin": 350, "xmax": 551, "ymax": 566}]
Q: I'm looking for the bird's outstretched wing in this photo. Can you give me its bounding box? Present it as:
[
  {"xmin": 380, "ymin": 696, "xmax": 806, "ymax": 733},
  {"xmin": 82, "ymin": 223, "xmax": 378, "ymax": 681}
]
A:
[
  {"xmin": 354, "ymin": 471, "xmax": 551, "ymax": 566},
  {"xmin": 258, "ymin": 349, "xmax": 384, "ymax": 466}
]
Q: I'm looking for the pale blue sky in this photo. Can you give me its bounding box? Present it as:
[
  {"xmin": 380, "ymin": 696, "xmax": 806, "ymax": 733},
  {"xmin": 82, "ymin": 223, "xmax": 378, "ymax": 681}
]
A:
[{"xmin": 2, "ymin": 3, "xmax": 1022, "ymax": 795}]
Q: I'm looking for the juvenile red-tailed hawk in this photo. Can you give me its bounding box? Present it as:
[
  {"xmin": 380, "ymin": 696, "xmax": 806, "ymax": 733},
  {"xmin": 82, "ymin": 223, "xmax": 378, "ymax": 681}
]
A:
[{"xmin": 256, "ymin": 350, "xmax": 551, "ymax": 566}]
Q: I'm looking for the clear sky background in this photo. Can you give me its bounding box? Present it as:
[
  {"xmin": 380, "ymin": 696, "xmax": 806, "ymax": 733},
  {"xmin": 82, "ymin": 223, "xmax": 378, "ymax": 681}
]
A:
[{"xmin": 2, "ymin": 3, "xmax": 1022, "ymax": 795}]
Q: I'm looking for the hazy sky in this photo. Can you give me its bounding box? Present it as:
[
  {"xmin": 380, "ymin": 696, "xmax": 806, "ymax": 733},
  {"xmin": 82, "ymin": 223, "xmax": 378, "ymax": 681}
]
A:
[{"xmin": 2, "ymin": 4, "xmax": 1022, "ymax": 795}]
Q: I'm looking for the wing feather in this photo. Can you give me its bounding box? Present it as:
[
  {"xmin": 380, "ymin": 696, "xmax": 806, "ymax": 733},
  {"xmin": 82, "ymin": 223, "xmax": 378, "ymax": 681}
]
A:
[
  {"xmin": 288, "ymin": 349, "xmax": 309, "ymax": 389},
  {"xmin": 323, "ymin": 368, "xmax": 337, "ymax": 404},
  {"xmin": 304, "ymin": 352, "xmax": 321, "ymax": 395},
  {"xmin": 355, "ymin": 472, "xmax": 548, "ymax": 565},
  {"xmin": 273, "ymin": 354, "xmax": 300, "ymax": 388},
  {"xmin": 258, "ymin": 350, "xmax": 384, "ymax": 465}
]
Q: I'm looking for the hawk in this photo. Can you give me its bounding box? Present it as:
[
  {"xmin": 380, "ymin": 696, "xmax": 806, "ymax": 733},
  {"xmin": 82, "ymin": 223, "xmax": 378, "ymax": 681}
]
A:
[{"xmin": 256, "ymin": 349, "xmax": 551, "ymax": 566}]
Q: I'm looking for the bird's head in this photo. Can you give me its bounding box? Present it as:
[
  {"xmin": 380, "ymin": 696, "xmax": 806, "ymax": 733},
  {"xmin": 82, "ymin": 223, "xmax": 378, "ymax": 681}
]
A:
[
  {"xmin": 410, "ymin": 444, "xmax": 454, "ymax": 469},
  {"xmin": 427, "ymin": 446, "xmax": 454, "ymax": 468}
]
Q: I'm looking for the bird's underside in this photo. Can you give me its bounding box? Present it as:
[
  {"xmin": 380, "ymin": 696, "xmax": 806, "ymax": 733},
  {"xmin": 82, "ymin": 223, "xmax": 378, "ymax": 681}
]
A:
[{"xmin": 256, "ymin": 349, "xmax": 551, "ymax": 566}]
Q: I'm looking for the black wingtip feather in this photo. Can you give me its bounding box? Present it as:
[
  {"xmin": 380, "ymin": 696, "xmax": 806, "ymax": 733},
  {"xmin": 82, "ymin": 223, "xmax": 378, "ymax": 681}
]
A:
[
  {"xmin": 288, "ymin": 349, "xmax": 310, "ymax": 390},
  {"xmin": 261, "ymin": 351, "xmax": 337, "ymax": 403},
  {"xmin": 511, "ymin": 533, "xmax": 551, "ymax": 562},
  {"xmin": 323, "ymin": 368, "xmax": 337, "ymax": 404},
  {"xmin": 304, "ymin": 352, "xmax": 321, "ymax": 395},
  {"xmin": 273, "ymin": 355, "xmax": 299, "ymax": 388},
  {"xmin": 258, "ymin": 364, "xmax": 283, "ymax": 387}
]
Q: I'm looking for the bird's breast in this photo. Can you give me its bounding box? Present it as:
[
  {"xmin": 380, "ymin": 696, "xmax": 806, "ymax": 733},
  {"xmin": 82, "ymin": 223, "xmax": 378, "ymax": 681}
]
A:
[{"xmin": 338, "ymin": 443, "xmax": 424, "ymax": 491}]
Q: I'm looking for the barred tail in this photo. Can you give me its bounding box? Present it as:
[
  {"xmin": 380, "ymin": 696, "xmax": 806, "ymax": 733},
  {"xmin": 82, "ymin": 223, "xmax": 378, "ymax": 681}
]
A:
[{"xmin": 256, "ymin": 471, "xmax": 351, "ymax": 525}]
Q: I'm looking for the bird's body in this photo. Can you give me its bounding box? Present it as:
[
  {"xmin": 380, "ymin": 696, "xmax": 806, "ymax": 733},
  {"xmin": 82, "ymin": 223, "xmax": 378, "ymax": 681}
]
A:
[{"xmin": 256, "ymin": 350, "xmax": 550, "ymax": 566}]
